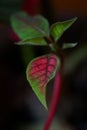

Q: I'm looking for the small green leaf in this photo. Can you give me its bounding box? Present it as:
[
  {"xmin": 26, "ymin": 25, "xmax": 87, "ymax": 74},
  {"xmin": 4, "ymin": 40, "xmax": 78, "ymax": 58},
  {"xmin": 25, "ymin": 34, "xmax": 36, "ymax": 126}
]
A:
[
  {"xmin": 50, "ymin": 17, "xmax": 77, "ymax": 42},
  {"xmin": 11, "ymin": 12, "xmax": 49, "ymax": 40},
  {"xmin": 62, "ymin": 43, "xmax": 78, "ymax": 49},
  {"xmin": 26, "ymin": 54, "xmax": 60, "ymax": 109},
  {"xmin": 15, "ymin": 37, "xmax": 48, "ymax": 46}
]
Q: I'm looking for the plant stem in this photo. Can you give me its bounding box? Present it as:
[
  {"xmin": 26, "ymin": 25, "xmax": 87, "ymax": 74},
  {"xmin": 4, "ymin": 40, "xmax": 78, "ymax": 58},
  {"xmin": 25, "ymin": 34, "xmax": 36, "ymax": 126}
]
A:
[{"xmin": 43, "ymin": 71, "xmax": 61, "ymax": 130}]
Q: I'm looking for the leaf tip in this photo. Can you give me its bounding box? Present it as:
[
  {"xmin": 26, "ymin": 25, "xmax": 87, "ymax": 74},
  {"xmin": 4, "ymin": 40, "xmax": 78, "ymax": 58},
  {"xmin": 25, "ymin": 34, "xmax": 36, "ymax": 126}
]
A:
[{"xmin": 62, "ymin": 42, "xmax": 78, "ymax": 49}]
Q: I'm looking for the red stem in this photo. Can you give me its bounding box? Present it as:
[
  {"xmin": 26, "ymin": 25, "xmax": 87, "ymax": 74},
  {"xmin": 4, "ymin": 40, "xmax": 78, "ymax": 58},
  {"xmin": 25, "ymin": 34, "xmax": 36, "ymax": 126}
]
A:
[
  {"xmin": 22, "ymin": 0, "xmax": 41, "ymax": 15},
  {"xmin": 43, "ymin": 72, "xmax": 61, "ymax": 130}
]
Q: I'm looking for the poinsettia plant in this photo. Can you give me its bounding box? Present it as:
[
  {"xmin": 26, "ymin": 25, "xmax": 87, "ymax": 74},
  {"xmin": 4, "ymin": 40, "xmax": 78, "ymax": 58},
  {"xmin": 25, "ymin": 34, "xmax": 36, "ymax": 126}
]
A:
[{"xmin": 10, "ymin": 12, "xmax": 77, "ymax": 130}]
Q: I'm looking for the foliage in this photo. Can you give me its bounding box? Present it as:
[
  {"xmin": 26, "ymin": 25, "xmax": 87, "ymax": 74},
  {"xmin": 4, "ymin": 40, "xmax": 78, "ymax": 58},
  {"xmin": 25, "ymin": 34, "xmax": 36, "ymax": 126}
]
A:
[{"xmin": 11, "ymin": 11, "xmax": 77, "ymax": 108}]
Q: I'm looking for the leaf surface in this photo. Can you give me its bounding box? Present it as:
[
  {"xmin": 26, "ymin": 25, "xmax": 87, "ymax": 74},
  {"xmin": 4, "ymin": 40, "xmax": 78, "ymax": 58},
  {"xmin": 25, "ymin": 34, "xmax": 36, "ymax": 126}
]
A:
[
  {"xmin": 11, "ymin": 12, "xmax": 49, "ymax": 41},
  {"xmin": 50, "ymin": 17, "xmax": 77, "ymax": 42},
  {"xmin": 26, "ymin": 54, "xmax": 60, "ymax": 108},
  {"xmin": 62, "ymin": 43, "xmax": 78, "ymax": 49},
  {"xmin": 15, "ymin": 37, "xmax": 48, "ymax": 46}
]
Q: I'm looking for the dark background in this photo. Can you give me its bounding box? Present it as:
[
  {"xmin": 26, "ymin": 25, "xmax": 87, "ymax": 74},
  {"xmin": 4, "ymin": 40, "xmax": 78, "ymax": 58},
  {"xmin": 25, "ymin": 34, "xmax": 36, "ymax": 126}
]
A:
[{"xmin": 0, "ymin": 0, "xmax": 87, "ymax": 129}]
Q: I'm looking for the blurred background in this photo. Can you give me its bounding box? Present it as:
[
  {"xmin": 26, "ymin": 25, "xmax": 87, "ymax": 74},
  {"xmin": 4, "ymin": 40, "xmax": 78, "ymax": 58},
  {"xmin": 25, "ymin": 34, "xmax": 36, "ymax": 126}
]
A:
[{"xmin": 0, "ymin": 0, "xmax": 87, "ymax": 130}]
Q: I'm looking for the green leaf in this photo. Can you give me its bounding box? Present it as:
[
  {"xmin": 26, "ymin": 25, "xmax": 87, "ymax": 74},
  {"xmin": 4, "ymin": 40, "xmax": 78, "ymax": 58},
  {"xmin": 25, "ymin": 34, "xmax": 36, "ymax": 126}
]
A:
[
  {"xmin": 62, "ymin": 43, "xmax": 78, "ymax": 49},
  {"xmin": 11, "ymin": 12, "xmax": 49, "ymax": 40},
  {"xmin": 26, "ymin": 54, "xmax": 60, "ymax": 109},
  {"xmin": 50, "ymin": 17, "xmax": 77, "ymax": 42},
  {"xmin": 15, "ymin": 37, "xmax": 48, "ymax": 46}
]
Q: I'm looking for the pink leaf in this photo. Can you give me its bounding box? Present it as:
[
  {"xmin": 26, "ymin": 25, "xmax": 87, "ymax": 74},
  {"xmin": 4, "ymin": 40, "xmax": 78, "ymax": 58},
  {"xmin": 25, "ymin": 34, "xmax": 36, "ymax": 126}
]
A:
[{"xmin": 26, "ymin": 54, "xmax": 60, "ymax": 108}]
